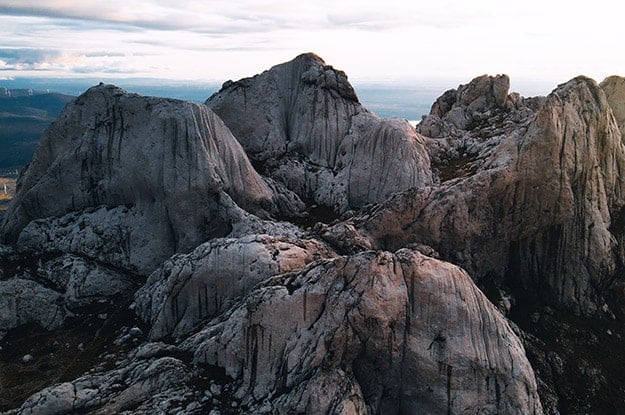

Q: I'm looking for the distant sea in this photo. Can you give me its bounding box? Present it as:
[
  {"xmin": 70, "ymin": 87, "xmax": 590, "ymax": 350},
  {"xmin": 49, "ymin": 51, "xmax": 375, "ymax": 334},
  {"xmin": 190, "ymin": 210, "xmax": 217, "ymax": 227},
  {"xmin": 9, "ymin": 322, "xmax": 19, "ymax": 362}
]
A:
[{"xmin": 0, "ymin": 77, "xmax": 558, "ymax": 122}]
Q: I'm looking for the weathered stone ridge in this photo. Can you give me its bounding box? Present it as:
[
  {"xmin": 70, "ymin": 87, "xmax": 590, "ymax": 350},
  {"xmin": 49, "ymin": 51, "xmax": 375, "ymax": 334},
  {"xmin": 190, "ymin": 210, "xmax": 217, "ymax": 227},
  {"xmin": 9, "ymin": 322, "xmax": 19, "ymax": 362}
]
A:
[
  {"xmin": 134, "ymin": 234, "xmax": 334, "ymax": 340},
  {"xmin": 6, "ymin": 54, "xmax": 625, "ymax": 414},
  {"xmin": 182, "ymin": 250, "xmax": 541, "ymax": 414},
  {"xmin": 207, "ymin": 53, "xmax": 433, "ymax": 212},
  {"xmin": 360, "ymin": 76, "xmax": 625, "ymax": 315},
  {"xmin": 0, "ymin": 84, "xmax": 303, "ymax": 271}
]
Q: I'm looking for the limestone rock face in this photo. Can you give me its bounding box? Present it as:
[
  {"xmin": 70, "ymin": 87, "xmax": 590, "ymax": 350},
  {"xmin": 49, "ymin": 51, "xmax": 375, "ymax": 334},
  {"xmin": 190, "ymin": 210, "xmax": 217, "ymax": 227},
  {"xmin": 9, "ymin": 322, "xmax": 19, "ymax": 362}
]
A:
[
  {"xmin": 17, "ymin": 346, "xmax": 194, "ymax": 415},
  {"xmin": 206, "ymin": 53, "xmax": 432, "ymax": 212},
  {"xmin": 183, "ymin": 250, "xmax": 541, "ymax": 414},
  {"xmin": 16, "ymin": 58, "xmax": 625, "ymax": 413},
  {"xmin": 361, "ymin": 76, "xmax": 625, "ymax": 314},
  {"xmin": 0, "ymin": 277, "xmax": 65, "ymax": 338},
  {"xmin": 430, "ymin": 74, "xmax": 511, "ymax": 130},
  {"xmin": 9, "ymin": 246, "xmax": 543, "ymax": 414},
  {"xmin": 0, "ymin": 84, "xmax": 303, "ymax": 271},
  {"xmin": 207, "ymin": 53, "xmax": 358, "ymax": 165},
  {"xmin": 134, "ymin": 234, "xmax": 334, "ymax": 340},
  {"xmin": 15, "ymin": 206, "xmax": 171, "ymax": 275},
  {"xmin": 0, "ymin": 252, "xmax": 136, "ymax": 339}
]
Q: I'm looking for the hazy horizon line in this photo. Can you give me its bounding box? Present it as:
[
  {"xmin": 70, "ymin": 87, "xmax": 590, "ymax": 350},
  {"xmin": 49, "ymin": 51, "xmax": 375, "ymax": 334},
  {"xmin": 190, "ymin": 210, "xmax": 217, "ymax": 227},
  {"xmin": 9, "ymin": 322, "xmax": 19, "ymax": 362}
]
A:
[{"xmin": 0, "ymin": 74, "xmax": 568, "ymax": 98}]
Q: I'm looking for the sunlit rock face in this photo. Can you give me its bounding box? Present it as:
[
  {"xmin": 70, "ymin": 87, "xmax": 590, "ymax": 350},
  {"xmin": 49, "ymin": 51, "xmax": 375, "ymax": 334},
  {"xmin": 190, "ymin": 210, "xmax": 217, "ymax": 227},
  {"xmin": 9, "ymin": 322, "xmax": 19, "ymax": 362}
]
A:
[
  {"xmin": 601, "ymin": 75, "xmax": 625, "ymax": 139},
  {"xmin": 360, "ymin": 75, "xmax": 625, "ymax": 315},
  {"xmin": 13, "ymin": 247, "xmax": 541, "ymax": 415},
  {"xmin": 181, "ymin": 249, "xmax": 542, "ymax": 414}
]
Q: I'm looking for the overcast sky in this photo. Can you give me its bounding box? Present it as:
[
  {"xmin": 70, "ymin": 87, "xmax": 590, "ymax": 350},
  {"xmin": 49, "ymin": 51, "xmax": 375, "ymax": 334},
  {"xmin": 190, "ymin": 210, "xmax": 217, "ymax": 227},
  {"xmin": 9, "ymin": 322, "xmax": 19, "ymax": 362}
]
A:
[{"xmin": 0, "ymin": 0, "xmax": 623, "ymax": 88}]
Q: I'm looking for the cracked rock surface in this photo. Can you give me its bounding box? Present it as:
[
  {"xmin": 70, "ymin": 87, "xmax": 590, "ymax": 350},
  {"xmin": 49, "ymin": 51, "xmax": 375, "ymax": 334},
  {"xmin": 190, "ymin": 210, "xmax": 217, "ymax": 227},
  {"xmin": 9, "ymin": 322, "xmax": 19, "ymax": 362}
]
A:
[
  {"xmin": 183, "ymin": 249, "xmax": 541, "ymax": 414},
  {"xmin": 206, "ymin": 53, "xmax": 433, "ymax": 212},
  {"xmin": 0, "ymin": 84, "xmax": 303, "ymax": 271},
  {"xmin": 135, "ymin": 234, "xmax": 335, "ymax": 340},
  {"xmin": 360, "ymin": 75, "xmax": 625, "ymax": 315},
  {"xmin": 5, "ymin": 54, "xmax": 625, "ymax": 414}
]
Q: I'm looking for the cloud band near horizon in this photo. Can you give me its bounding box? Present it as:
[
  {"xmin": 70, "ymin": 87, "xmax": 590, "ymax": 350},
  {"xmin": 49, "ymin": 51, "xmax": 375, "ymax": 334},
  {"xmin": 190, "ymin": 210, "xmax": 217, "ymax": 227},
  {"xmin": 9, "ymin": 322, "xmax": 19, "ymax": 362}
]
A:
[{"xmin": 0, "ymin": 0, "xmax": 623, "ymax": 84}]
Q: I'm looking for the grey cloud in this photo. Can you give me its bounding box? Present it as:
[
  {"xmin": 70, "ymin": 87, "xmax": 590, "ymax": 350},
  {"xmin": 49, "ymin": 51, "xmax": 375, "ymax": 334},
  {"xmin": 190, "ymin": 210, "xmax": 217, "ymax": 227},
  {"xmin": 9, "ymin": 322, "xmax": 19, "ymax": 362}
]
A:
[
  {"xmin": 0, "ymin": 48, "xmax": 61, "ymax": 65},
  {"xmin": 0, "ymin": 4, "xmax": 175, "ymax": 31},
  {"xmin": 0, "ymin": 0, "xmax": 480, "ymax": 35},
  {"xmin": 326, "ymin": 13, "xmax": 400, "ymax": 31},
  {"xmin": 83, "ymin": 51, "xmax": 128, "ymax": 58},
  {"xmin": 0, "ymin": 5, "xmax": 101, "ymax": 23},
  {"xmin": 128, "ymin": 38, "xmax": 279, "ymax": 53},
  {"xmin": 0, "ymin": 65, "xmax": 52, "ymax": 72},
  {"xmin": 71, "ymin": 66, "xmax": 132, "ymax": 74},
  {"xmin": 326, "ymin": 7, "xmax": 482, "ymax": 31},
  {"xmin": 0, "ymin": 3, "xmax": 299, "ymax": 34},
  {"xmin": 0, "ymin": 47, "xmax": 149, "ymax": 75},
  {"xmin": 0, "ymin": 6, "xmax": 146, "ymax": 32},
  {"xmin": 129, "ymin": 39, "xmax": 168, "ymax": 47}
]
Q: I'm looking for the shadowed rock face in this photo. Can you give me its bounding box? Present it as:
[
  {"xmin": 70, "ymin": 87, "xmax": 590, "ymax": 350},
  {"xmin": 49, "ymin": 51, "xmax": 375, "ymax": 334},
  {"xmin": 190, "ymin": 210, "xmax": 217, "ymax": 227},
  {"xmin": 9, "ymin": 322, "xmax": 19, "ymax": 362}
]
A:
[
  {"xmin": 360, "ymin": 75, "xmax": 625, "ymax": 315},
  {"xmin": 206, "ymin": 53, "xmax": 433, "ymax": 212},
  {"xmin": 0, "ymin": 84, "xmax": 303, "ymax": 272}
]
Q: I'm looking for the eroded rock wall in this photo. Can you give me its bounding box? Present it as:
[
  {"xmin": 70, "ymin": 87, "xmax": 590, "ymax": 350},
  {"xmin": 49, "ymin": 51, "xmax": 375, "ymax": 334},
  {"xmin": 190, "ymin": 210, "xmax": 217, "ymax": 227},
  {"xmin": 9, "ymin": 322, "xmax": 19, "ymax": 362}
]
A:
[
  {"xmin": 360, "ymin": 76, "xmax": 625, "ymax": 314},
  {"xmin": 206, "ymin": 53, "xmax": 432, "ymax": 212},
  {"xmin": 1, "ymin": 84, "xmax": 303, "ymax": 273}
]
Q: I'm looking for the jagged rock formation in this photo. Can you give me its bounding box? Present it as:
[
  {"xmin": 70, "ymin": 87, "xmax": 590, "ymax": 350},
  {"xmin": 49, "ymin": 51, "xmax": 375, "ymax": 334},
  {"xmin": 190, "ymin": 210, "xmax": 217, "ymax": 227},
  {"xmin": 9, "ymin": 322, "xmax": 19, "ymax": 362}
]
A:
[
  {"xmin": 135, "ymin": 235, "xmax": 334, "ymax": 340},
  {"xmin": 0, "ymin": 246, "xmax": 138, "ymax": 337},
  {"xmin": 311, "ymin": 73, "xmax": 625, "ymax": 413},
  {"xmin": 428, "ymin": 74, "xmax": 513, "ymax": 131},
  {"xmin": 16, "ymin": 342, "xmax": 196, "ymax": 415},
  {"xmin": 206, "ymin": 53, "xmax": 433, "ymax": 212},
  {"xmin": 0, "ymin": 277, "xmax": 65, "ymax": 338},
  {"xmin": 356, "ymin": 75, "xmax": 625, "ymax": 315},
  {"xmin": 11, "ymin": 250, "xmax": 542, "ymax": 415},
  {"xmin": 183, "ymin": 249, "xmax": 541, "ymax": 414},
  {"xmin": 5, "ymin": 54, "xmax": 625, "ymax": 414},
  {"xmin": 0, "ymin": 83, "xmax": 304, "ymax": 371},
  {"xmin": 0, "ymin": 84, "xmax": 303, "ymax": 273}
]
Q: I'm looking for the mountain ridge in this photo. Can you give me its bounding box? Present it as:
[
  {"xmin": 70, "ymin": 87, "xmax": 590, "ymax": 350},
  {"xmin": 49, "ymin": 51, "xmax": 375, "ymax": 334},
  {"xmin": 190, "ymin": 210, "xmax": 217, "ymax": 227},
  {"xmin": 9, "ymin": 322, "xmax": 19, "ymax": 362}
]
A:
[{"xmin": 1, "ymin": 54, "xmax": 625, "ymax": 414}]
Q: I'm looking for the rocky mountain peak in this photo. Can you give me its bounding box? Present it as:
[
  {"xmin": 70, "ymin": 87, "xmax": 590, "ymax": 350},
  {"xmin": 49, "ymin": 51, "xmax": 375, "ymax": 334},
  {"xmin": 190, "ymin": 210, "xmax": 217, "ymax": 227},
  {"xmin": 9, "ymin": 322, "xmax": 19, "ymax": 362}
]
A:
[
  {"xmin": 206, "ymin": 53, "xmax": 362, "ymax": 165},
  {"xmin": 293, "ymin": 51, "xmax": 326, "ymax": 64},
  {"xmin": 362, "ymin": 72, "xmax": 625, "ymax": 315},
  {"xmin": 84, "ymin": 82, "xmax": 126, "ymax": 97},
  {"xmin": 296, "ymin": 52, "xmax": 359, "ymax": 102},
  {"xmin": 432, "ymin": 74, "xmax": 510, "ymax": 117},
  {"xmin": 215, "ymin": 52, "xmax": 358, "ymax": 105},
  {"xmin": 460, "ymin": 74, "xmax": 509, "ymax": 107},
  {"xmin": 0, "ymin": 83, "xmax": 303, "ymax": 272},
  {"xmin": 429, "ymin": 74, "xmax": 510, "ymax": 123},
  {"xmin": 5, "ymin": 55, "xmax": 625, "ymax": 414},
  {"xmin": 551, "ymin": 75, "xmax": 607, "ymax": 107},
  {"xmin": 207, "ymin": 54, "xmax": 431, "ymax": 213}
]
